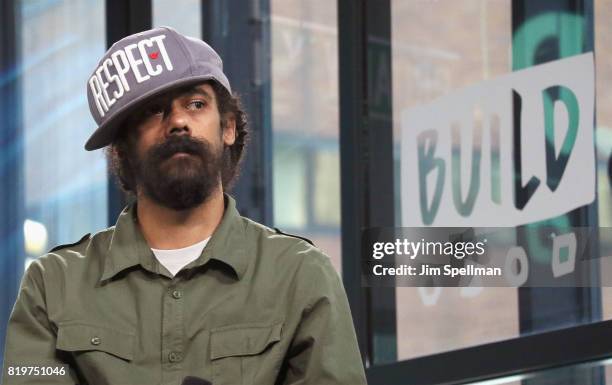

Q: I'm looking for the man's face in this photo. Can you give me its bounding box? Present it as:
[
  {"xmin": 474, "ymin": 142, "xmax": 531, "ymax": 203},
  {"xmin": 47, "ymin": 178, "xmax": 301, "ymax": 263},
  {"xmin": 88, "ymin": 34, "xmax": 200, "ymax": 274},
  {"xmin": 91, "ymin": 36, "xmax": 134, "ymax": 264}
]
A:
[{"xmin": 125, "ymin": 83, "xmax": 236, "ymax": 210}]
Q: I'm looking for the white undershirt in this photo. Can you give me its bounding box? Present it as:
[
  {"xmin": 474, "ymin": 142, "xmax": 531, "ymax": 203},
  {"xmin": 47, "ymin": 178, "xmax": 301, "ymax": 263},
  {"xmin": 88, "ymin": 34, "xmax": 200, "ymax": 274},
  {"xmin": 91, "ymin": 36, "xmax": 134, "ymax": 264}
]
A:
[{"xmin": 151, "ymin": 237, "xmax": 211, "ymax": 276}]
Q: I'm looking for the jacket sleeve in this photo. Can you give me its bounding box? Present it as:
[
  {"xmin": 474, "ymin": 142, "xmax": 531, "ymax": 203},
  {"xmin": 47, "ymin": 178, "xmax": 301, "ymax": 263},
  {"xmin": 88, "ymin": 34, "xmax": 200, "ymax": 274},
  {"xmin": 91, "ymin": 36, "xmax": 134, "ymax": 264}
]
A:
[
  {"xmin": 281, "ymin": 249, "xmax": 368, "ymax": 385},
  {"xmin": 2, "ymin": 261, "xmax": 80, "ymax": 385}
]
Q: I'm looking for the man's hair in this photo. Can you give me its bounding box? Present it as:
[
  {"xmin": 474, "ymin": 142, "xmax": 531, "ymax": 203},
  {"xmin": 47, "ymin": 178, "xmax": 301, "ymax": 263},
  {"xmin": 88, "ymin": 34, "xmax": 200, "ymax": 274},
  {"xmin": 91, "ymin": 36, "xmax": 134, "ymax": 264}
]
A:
[{"xmin": 105, "ymin": 80, "xmax": 249, "ymax": 194}]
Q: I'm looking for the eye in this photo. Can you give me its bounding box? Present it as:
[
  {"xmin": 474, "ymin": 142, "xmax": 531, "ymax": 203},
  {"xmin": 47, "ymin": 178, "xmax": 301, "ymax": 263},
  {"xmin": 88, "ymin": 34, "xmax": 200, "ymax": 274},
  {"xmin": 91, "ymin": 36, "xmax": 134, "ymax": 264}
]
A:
[
  {"xmin": 188, "ymin": 100, "xmax": 206, "ymax": 110},
  {"xmin": 143, "ymin": 103, "xmax": 164, "ymax": 117}
]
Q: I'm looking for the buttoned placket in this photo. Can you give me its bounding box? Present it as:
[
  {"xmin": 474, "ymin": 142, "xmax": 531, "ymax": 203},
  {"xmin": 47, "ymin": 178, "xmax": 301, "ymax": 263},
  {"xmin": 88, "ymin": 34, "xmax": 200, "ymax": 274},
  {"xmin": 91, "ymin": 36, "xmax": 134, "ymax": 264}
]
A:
[{"xmin": 161, "ymin": 275, "xmax": 185, "ymax": 384}]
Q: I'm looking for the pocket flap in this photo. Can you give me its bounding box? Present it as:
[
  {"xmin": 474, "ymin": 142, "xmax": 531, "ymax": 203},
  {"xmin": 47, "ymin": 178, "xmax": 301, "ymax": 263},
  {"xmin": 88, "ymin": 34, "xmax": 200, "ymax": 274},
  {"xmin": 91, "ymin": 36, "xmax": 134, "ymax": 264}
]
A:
[
  {"xmin": 56, "ymin": 323, "xmax": 135, "ymax": 361},
  {"xmin": 210, "ymin": 322, "xmax": 282, "ymax": 360}
]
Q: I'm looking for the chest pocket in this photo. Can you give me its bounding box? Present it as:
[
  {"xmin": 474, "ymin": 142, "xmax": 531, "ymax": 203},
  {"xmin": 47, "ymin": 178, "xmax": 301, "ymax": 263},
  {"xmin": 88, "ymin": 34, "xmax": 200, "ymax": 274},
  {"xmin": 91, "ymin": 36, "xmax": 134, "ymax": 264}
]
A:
[
  {"xmin": 210, "ymin": 322, "xmax": 283, "ymax": 385},
  {"xmin": 56, "ymin": 322, "xmax": 135, "ymax": 361}
]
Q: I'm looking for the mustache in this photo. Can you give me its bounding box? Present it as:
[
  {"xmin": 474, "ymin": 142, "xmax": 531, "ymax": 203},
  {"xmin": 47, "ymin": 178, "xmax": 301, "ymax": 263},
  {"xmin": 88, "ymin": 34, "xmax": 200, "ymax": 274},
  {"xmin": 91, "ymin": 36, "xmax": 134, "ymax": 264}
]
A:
[{"xmin": 149, "ymin": 135, "xmax": 210, "ymax": 160}]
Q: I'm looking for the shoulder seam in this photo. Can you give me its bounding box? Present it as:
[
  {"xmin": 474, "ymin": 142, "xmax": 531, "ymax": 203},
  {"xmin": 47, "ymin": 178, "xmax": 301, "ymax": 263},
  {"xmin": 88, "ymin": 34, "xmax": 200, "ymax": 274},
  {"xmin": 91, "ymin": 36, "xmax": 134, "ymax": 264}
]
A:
[
  {"xmin": 273, "ymin": 228, "xmax": 314, "ymax": 246},
  {"xmin": 48, "ymin": 233, "xmax": 91, "ymax": 253}
]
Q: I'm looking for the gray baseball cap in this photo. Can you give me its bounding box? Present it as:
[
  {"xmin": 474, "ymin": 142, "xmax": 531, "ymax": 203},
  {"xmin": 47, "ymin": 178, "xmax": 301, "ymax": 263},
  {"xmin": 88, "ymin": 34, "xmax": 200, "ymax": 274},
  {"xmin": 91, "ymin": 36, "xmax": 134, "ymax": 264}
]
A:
[{"xmin": 84, "ymin": 26, "xmax": 231, "ymax": 151}]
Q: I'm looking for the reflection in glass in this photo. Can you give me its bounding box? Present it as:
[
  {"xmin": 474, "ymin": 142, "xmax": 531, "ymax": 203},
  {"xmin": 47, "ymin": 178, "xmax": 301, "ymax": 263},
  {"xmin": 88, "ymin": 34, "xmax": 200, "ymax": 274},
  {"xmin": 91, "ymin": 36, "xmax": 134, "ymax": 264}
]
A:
[
  {"xmin": 468, "ymin": 356, "xmax": 612, "ymax": 385},
  {"xmin": 153, "ymin": 0, "xmax": 201, "ymax": 38},
  {"xmin": 273, "ymin": 143, "xmax": 307, "ymax": 229},
  {"xmin": 21, "ymin": 1, "xmax": 107, "ymax": 260},
  {"xmin": 596, "ymin": 0, "xmax": 612, "ymax": 322},
  {"xmin": 314, "ymin": 149, "xmax": 341, "ymax": 227},
  {"xmin": 392, "ymin": 0, "xmax": 515, "ymax": 361},
  {"xmin": 271, "ymin": 0, "xmax": 342, "ymax": 273}
]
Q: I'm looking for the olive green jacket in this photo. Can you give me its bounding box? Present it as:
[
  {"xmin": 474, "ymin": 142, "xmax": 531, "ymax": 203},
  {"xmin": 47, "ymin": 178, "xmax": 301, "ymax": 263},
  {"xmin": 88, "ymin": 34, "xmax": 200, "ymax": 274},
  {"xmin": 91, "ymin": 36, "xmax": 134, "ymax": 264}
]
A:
[{"xmin": 2, "ymin": 194, "xmax": 367, "ymax": 385}]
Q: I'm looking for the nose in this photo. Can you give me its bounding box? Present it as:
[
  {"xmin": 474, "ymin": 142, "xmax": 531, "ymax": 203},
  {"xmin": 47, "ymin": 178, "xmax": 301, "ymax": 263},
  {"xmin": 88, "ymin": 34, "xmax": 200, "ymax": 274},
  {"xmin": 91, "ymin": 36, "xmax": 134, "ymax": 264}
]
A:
[{"xmin": 165, "ymin": 104, "xmax": 191, "ymax": 137}]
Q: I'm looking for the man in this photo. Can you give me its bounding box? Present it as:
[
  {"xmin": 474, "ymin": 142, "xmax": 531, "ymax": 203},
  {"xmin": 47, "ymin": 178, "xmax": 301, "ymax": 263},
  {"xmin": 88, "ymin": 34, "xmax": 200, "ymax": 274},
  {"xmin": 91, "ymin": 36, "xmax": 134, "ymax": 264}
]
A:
[{"xmin": 2, "ymin": 27, "xmax": 368, "ymax": 385}]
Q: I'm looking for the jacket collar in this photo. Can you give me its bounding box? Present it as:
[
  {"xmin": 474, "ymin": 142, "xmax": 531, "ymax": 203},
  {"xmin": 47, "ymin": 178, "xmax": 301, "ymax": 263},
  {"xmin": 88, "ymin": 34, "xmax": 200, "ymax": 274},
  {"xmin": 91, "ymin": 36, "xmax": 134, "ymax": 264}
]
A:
[{"xmin": 99, "ymin": 193, "xmax": 248, "ymax": 282}]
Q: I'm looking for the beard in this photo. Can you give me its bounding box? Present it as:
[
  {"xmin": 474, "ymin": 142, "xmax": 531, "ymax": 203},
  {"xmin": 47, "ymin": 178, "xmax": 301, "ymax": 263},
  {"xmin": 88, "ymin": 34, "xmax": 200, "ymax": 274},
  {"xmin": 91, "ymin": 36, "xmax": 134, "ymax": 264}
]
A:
[{"xmin": 132, "ymin": 135, "xmax": 224, "ymax": 210}]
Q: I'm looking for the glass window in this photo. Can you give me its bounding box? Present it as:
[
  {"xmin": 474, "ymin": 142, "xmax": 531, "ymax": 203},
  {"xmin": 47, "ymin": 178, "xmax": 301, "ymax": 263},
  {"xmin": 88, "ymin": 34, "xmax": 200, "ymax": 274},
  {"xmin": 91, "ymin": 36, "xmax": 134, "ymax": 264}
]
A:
[
  {"xmin": 389, "ymin": 0, "xmax": 606, "ymax": 363},
  {"xmin": 392, "ymin": 0, "xmax": 515, "ymax": 361},
  {"xmin": 271, "ymin": 0, "xmax": 342, "ymax": 273},
  {"xmin": 0, "ymin": 0, "xmax": 107, "ymax": 361},
  {"xmin": 595, "ymin": 0, "xmax": 612, "ymax": 321},
  {"xmin": 313, "ymin": 148, "xmax": 341, "ymax": 227},
  {"xmin": 273, "ymin": 144, "xmax": 308, "ymax": 229},
  {"xmin": 153, "ymin": 0, "xmax": 202, "ymax": 38},
  {"xmin": 468, "ymin": 356, "xmax": 612, "ymax": 384},
  {"xmin": 20, "ymin": 1, "xmax": 108, "ymax": 268}
]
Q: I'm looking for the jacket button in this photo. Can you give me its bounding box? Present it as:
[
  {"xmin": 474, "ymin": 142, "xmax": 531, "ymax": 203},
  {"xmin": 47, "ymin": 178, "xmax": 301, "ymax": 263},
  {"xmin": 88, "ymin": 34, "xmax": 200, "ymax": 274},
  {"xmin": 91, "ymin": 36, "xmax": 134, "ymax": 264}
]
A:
[
  {"xmin": 168, "ymin": 351, "xmax": 183, "ymax": 362},
  {"xmin": 90, "ymin": 336, "xmax": 101, "ymax": 346},
  {"xmin": 171, "ymin": 290, "xmax": 182, "ymax": 299}
]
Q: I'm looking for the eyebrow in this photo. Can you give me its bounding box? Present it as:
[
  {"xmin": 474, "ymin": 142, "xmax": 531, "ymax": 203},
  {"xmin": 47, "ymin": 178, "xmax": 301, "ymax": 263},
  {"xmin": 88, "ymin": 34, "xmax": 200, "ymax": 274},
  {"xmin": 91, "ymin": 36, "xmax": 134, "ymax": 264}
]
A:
[
  {"xmin": 139, "ymin": 86, "xmax": 214, "ymax": 111},
  {"xmin": 180, "ymin": 87, "xmax": 213, "ymax": 102}
]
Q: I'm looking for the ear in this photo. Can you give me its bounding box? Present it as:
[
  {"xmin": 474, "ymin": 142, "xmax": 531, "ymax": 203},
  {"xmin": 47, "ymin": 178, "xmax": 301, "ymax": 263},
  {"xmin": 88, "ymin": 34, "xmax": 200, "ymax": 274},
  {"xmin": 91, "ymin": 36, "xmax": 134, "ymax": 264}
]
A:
[{"xmin": 223, "ymin": 113, "xmax": 236, "ymax": 146}]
